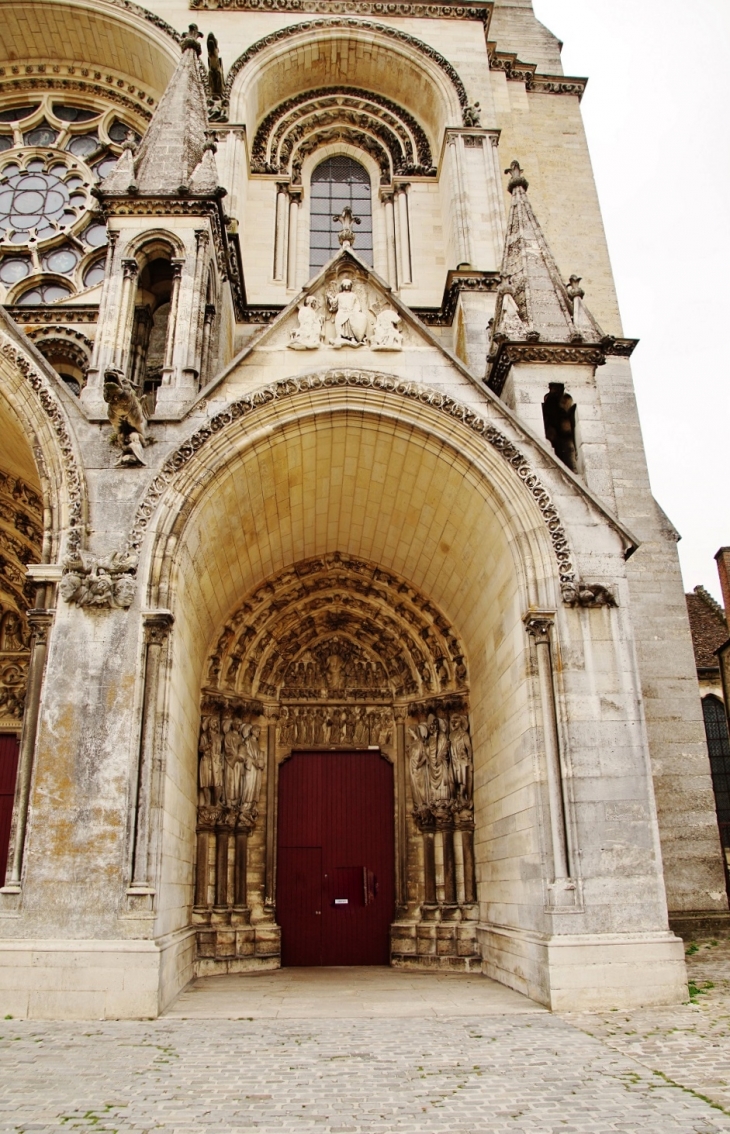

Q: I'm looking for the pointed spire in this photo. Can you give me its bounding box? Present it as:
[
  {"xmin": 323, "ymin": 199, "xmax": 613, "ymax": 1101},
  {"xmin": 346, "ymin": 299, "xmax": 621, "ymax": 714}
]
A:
[
  {"xmin": 493, "ymin": 160, "xmax": 603, "ymax": 345},
  {"xmin": 123, "ymin": 24, "xmax": 221, "ymax": 196}
]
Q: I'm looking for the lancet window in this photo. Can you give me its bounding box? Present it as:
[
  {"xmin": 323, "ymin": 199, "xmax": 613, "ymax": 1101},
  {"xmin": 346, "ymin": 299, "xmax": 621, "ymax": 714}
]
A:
[
  {"xmin": 702, "ymin": 695, "xmax": 730, "ymax": 872},
  {"xmin": 309, "ymin": 156, "xmax": 373, "ymax": 275}
]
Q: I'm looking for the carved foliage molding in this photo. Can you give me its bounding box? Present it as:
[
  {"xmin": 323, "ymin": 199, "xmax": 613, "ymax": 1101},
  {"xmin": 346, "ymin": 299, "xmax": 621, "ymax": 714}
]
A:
[
  {"xmin": 0, "ymin": 469, "xmax": 42, "ymax": 613},
  {"xmin": 0, "ymin": 337, "xmax": 85, "ymax": 555},
  {"xmin": 128, "ymin": 371, "xmax": 576, "ymax": 583},
  {"xmin": 218, "ymin": 19, "xmax": 470, "ymax": 123},
  {"xmin": 192, "ymin": 0, "xmax": 492, "ymax": 23}
]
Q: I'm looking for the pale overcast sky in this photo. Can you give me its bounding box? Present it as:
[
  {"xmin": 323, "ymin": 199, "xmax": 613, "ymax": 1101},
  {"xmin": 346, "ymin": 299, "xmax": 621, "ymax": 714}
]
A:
[{"xmin": 532, "ymin": 0, "xmax": 730, "ymax": 603}]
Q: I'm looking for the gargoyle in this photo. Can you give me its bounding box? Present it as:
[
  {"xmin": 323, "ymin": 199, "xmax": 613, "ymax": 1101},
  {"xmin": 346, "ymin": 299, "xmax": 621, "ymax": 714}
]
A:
[{"xmin": 103, "ymin": 368, "xmax": 148, "ymax": 467}]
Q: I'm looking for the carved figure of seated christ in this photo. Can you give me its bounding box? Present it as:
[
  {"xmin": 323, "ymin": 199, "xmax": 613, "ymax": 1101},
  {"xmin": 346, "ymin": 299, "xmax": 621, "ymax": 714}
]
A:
[{"xmin": 327, "ymin": 279, "xmax": 368, "ymax": 347}]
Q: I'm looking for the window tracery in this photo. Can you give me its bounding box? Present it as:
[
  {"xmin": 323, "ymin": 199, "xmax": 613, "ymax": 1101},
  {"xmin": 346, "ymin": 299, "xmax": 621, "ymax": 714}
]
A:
[
  {"xmin": 0, "ymin": 95, "xmax": 141, "ymax": 306},
  {"xmin": 310, "ymin": 156, "xmax": 372, "ymax": 274}
]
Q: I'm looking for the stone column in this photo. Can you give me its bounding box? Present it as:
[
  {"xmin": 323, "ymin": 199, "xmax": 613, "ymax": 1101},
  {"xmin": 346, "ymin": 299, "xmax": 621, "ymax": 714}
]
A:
[
  {"xmin": 444, "ymin": 133, "xmax": 471, "ymax": 267},
  {"xmin": 286, "ymin": 188, "xmax": 302, "ymax": 290},
  {"xmin": 200, "ymin": 304, "xmax": 216, "ymax": 389},
  {"xmin": 524, "ymin": 612, "xmax": 571, "ymax": 883},
  {"xmin": 394, "ymin": 184, "xmax": 412, "ymax": 285},
  {"xmin": 274, "ymin": 183, "xmax": 289, "ymax": 282},
  {"xmin": 114, "ymin": 258, "xmax": 139, "ymax": 372},
  {"xmin": 128, "ymin": 610, "xmax": 174, "ymax": 896},
  {"xmin": 394, "ymin": 706, "xmax": 407, "ymax": 911},
  {"xmin": 455, "ymin": 806, "xmax": 476, "ymax": 904},
  {"xmin": 194, "ymin": 824, "xmax": 211, "ymax": 912},
  {"xmin": 2, "ymin": 606, "xmax": 54, "ymax": 890},
  {"xmin": 186, "ymin": 229, "xmax": 210, "ymax": 384},
  {"xmin": 162, "ymin": 258, "xmax": 184, "ymax": 379},
  {"xmin": 264, "ymin": 705, "xmax": 279, "ymax": 912},
  {"xmin": 83, "ymin": 230, "xmax": 120, "ymax": 412},
  {"xmin": 214, "ymin": 818, "xmax": 231, "ymax": 914},
  {"xmin": 418, "ymin": 810, "xmax": 437, "ymax": 907},
  {"xmin": 380, "ymin": 189, "xmax": 398, "ymax": 288},
  {"xmin": 434, "ymin": 802, "xmax": 457, "ymax": 906}
]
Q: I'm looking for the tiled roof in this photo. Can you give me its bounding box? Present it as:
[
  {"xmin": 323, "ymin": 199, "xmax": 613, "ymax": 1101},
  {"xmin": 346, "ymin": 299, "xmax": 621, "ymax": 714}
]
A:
[{"xmin": 686, "ymin": 587, "xmax": 728, "ymax": 671}]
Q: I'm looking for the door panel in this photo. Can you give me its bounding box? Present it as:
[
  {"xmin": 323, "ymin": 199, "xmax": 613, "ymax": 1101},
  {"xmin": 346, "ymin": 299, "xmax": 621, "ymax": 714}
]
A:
[
  {"xmin": 277, "ymin": 750, "xmax": 394, "ymax": 966},
  {"xmin": 0, "ymin": 734, "xmax": 20, "ymax": 885},
  {"xmin": 278, "ymin": 846, "xmax": 322, "ymax": 967}
]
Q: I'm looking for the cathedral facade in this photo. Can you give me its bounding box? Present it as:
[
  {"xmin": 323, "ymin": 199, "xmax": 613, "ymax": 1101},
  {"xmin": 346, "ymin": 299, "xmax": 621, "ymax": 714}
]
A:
[{"xmin": 0, "ymin": 0, "xmax": 726, "ymax": 1019}]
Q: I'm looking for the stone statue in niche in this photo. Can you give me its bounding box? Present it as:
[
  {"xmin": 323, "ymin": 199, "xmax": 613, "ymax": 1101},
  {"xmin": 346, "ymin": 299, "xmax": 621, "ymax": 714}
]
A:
[
  {"xmin": 408, "ymin": 722, "xmax": 430, "ymax": 808},
  {"xmin": 222, "ymin": 715, "xmax": 244, "ymax": 805},
  {"xmin": 288, "ymin": 296, "xmax": 323, "ymax": 351},
  {"xmin": 242, "ymin": 724, "xmax": 265, "ymax": 808},
  {"xmin": 371, "ymin": 307, "xmax": 403, "ymax": 351},
  {"xmin": 198, "ymin": 713, "xmax": 224, "ymax": 806},
  {"xmin": 542, "ymin": 382, "xmax": 578, "ymax": 473},
  {"xmin": 408, "ymin": 709, "xmax": 474, "ymax": 815},
  {"xmin": 449, "ymin": 714, "xmax": 473, "ymax": 804},
  {"xmin": 0, "ymin": 611, "xmax": 25, "ymax": 652},
  {"xmin": 327, "ymin": 279, "xmax": 368, "ymax": 348},
  {"xmin": 425, "ymin": 713, "xmax": 452, "ymax": 801}
]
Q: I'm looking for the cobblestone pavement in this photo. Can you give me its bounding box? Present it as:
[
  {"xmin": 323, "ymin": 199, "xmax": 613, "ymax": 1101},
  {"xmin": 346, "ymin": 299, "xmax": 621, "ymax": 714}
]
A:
[
  {"xmin": 0, "ymin": 941, "xmax": 728, "ymax": 1133},
  {"xmin": 563, "ymin": 937, "xmax": 730, "ymax": 1123}
]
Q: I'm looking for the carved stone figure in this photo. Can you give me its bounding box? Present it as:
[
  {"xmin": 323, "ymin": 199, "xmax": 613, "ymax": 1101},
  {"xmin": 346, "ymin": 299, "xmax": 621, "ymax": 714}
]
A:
[
  {"xmin": 371, "ymin": 307, "xmax": 403, "ymax": 351},
  {"xmin": 425, "ymin": 713, "xmax": 451, "ymax": 801},
  {"xmin": 327, "ymin": 279, "xmax": 368, "ymax": 347},
  {"xmin": 242, "ymin": 723, "xmax": 265, "ymax": 806},
  {"xmin": 199, "ymin": 714, "xmax": 224, "ymax": 806},
  {"xmin": 0, "ymin": 611, "xmax": 24, "ymax": 652},
  {"xmin": 497, "ymin": 283, "xmax": 528, "ymax": 341},
  {"xmin": 561, "ymin": 581, "xmax": 617, "ymax": 608},
  {"xmin": 462, "ymin": 101, "xmax": 481, "ymax": 127},
  {"xmin": 223, "ymin": 716, "xmax": 244, "ymax": 805},
  {"xmin": 408, "ymin": 722, "xmax": 429, "ymax": 808},
  {"xmin": 449, "ymin": 714, "xmax": 473, "ymax": 804},
  {"xmin": 102, "ymin": 368, "xmax": 149, "ymax": 468},
  {"xmin": 542, "ymin": 382, "xmax": 578, "ymax": 472},
  {"xmin": 333, "ymin": 205, "xmax": 361, "ymax": 249},
  {"xmin": 207, "ymin": 32, "xmax": 224, "ymax": 100},
  {"xmin": 59, "ymin": 550, "xmax": 138, "ymax": 609},
  {"xmin": 288, "ymin": 296, "xmax": 323, "ymax": 350}
]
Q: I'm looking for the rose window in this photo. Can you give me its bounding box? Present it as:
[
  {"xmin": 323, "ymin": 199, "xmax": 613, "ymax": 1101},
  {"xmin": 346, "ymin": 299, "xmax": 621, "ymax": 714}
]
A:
[{"xmin": 0, "ymin": 96, "xmax": 143, "ymax": 305}]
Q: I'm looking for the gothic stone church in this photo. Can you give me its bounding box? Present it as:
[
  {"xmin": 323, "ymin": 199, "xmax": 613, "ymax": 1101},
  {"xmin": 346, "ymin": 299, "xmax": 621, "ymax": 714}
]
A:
[{"xmin": 0, "ymin": 0, "xmax": 726, "ymax": 1020}]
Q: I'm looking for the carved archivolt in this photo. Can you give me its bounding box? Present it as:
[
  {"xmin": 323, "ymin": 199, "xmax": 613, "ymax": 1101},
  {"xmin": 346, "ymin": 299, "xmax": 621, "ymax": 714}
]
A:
[
  {"xmin": 251, "ymin": 87, "xmax": 435, "ymax": 180},
  {"xmin": 129, "ymin": 370, "xmax": 576, "ymax": 583},
  {"xmin": 0, "ymin": 337, "xmax": 85, "ymax": 556},
  {"xmin": 0, "ymin": 469, "xmax": 41, "ymax": 726},
  {"xmin": 204, "ymin": 552, "xmax": 468, "ymax": 702}
]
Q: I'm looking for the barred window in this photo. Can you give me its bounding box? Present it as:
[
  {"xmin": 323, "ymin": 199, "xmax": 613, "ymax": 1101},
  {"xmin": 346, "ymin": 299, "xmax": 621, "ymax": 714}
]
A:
[
  {"xmin": 702, "ymin": 695, "xmax": 730, "ymax": 850},
  {"xmin": 310, "ymin": 156, "xmax": 372, "ymax": 276}
]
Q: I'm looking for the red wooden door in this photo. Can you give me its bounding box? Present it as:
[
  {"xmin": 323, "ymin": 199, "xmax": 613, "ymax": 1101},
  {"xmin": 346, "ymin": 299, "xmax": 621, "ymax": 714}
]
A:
[
  {"xmin": 277, "ymin": 750, "xmax": 394, "ymax": 966},
  {"xmin": 0, "ymin": 735, "xmax": 20, "ymax": 885}
]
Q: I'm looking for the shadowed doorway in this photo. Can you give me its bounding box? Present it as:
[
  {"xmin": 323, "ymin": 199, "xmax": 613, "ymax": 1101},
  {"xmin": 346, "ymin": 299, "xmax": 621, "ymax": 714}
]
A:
[{"xmin": 277, "ymin": 750, "xmax": 394, "ymax": 966}]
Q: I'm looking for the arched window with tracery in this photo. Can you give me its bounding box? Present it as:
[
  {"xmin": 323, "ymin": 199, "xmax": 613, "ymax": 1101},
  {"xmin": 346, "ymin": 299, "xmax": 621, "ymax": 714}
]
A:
[
  {"xmin": 310, "ymin": 156, "xmax": 372, "ymax": 276},
  {"xmin": 702, "ymin": 695, "xmax": 730, "ymax": 886}
]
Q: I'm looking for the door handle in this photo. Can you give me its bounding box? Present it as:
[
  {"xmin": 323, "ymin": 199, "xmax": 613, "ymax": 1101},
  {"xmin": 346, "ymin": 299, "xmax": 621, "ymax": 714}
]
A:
[{"xmin": 315, "ymin": 910, "xmax": 321, "ymax": 915}]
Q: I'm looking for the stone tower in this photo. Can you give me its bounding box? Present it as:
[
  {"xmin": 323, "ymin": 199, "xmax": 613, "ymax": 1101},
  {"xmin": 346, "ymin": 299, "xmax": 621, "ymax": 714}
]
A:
[{"xmin": 0, "ymin": 0, "xmax": 725, "ymax": 1019}]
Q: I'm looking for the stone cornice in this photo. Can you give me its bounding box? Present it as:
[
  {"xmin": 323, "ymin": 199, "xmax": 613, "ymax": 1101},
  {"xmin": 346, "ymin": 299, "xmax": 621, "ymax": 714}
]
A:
[
  {"xmin": 127, "ymin": 369, "xmax": 577, "ymax": 584},
  {"xmin": 487, "ymin": 338, "xmax": 639, "ymax": 395},
  {"xmin": 487, "ymin": 45, "xmax": 588, "ymax": 100},
  {"xmin": 414, "ymin": 269, "xmax": 500, "ymax": 327},
  {"xmin": 191, "ymin": 0, "xmax": 493, "ymax": 25},
  {"xmin": 6, "ymin": 306, "xmax": 99, "ymax": 326}
]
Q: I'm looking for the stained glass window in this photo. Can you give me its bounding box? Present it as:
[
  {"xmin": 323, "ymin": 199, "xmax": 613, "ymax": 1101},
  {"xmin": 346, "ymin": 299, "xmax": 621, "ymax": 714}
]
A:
[{"xmin": 309, "ymin": 156, "xmax": 372, "ymax": 275}]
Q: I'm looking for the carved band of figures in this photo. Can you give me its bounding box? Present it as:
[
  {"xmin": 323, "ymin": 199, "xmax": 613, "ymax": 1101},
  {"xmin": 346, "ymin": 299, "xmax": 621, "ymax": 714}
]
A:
[{"xmin": 277, "ymin": 703, "xmax": 393, "ymax": 748}]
